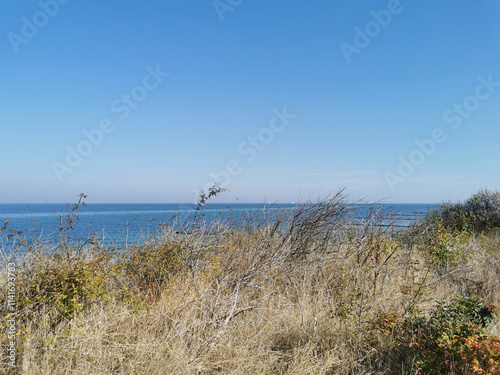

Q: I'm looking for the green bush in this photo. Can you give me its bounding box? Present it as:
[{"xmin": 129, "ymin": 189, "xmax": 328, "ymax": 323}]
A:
[
  {"xmin": 425, "ymin": 222, "xmax": 472, "ymax": 270},
  {"xmin": 430, "ymin": 189, "xmax": 500, "ymax": 233},
  {"xmin": 409, "ymin": 297, "xmax": 498, "ymax": 374},
  {"xmin": 13, "ymin": 255, "xmax": 110, "ymax": 327},
  {"xmin": 465, "ymin": 189, "xmax": 500, "ymax": 231},
  {"xmin": 370, "ymin": 297, "xmax": 499, "ymax": 374}
]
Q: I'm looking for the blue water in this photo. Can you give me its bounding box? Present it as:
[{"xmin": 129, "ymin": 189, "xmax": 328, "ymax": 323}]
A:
[{"xmin": 0, "ymin": 203, "xmax": 438, "ymax": 248}]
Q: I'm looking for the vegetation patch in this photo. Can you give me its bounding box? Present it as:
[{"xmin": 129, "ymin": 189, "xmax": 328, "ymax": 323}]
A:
[{"xmin": 1, "ymin": 188, "xmax": 499, "ymax": 374}]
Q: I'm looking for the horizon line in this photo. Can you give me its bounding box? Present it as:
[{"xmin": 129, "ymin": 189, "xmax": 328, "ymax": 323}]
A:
[{"xmin": 0, "ymin": 201, "xmax": 440, "ymax": 205}]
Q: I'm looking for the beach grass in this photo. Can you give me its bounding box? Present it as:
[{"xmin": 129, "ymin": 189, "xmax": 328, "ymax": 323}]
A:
[{"xmin": 1, "ymin": 190, "xmax": 500, "ymax": 374}]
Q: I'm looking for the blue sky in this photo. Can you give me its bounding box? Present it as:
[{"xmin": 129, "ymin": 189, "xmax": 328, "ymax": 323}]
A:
[{"xmin": 1, "ymin": 0, "xmax": 499, "ymax": 204}]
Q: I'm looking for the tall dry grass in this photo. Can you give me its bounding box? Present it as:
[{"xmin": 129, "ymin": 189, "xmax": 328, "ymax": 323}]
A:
[{"xmin": 1, "ymin": 192, "xmax": 500, "ymax": 374}]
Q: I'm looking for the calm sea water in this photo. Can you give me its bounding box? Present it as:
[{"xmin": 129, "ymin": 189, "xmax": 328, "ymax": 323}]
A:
[{"xmin": 0, "ymin": 203, "xmax": 438, "ymax": 248}]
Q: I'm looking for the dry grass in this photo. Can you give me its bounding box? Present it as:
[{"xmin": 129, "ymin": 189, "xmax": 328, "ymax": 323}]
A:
[{"xmin": 1, "ymin": 195, "xmax": 500, "ymax": 374}]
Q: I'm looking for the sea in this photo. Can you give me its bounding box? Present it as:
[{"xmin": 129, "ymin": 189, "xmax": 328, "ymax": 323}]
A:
[{"xmin": 0, "ymin": 203, "xmax": 438, "ymax": 249}]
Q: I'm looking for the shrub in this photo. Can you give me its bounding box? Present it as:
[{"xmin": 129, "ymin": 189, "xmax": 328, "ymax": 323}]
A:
[
  {"xmin": 116, "ymin": 239, "xmax": 185, "ymax": 300},
  {"xmin": 16, "ymin": 254, "xmax": 110, "ymax": 325},
  {"xmin": 408, "ymin": 297, "xmax": 498, "ymax": 374},
  {"xmin": 370, "ymin": 297, "xmax": 499, "ymax": 374},
  {"xmin": 427, "ymin": 189, "xmax": 500, "ymax": 234},
  {"xmin": 465, "ymin": 189, "xmax": 500, "ymax": 232},
  {"xmin": 424, "ymin": 221, "xmax": 472, "ymax": 270},
  {"xmin": 460, "ymin": 335, "xmax": 500, "ymax": 374},
  {"xmin": 438, "ymin": 200, "xmax": 473, "ymax": 232}
]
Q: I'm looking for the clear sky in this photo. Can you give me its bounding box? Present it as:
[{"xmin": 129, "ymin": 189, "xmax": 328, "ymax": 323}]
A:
[{"xmin": 1, "ymin": 0, "xmax": 499, "ymax": 204}]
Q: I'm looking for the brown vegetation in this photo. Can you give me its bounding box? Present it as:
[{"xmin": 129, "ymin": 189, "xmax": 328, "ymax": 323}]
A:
[{"xmin": 1, "ymin": 191, "xmax": 500, "ymax": 374}]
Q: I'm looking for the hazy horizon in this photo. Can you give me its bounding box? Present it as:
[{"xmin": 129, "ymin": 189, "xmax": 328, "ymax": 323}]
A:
[{"xmin": 0, "ymin": 199, "xmax": 442, "ymax": 205}]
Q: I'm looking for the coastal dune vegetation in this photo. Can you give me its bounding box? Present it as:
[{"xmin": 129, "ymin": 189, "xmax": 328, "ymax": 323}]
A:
[{"xmin": 1, "ymin": 189, "xmax": 500, "ymax": 374}]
